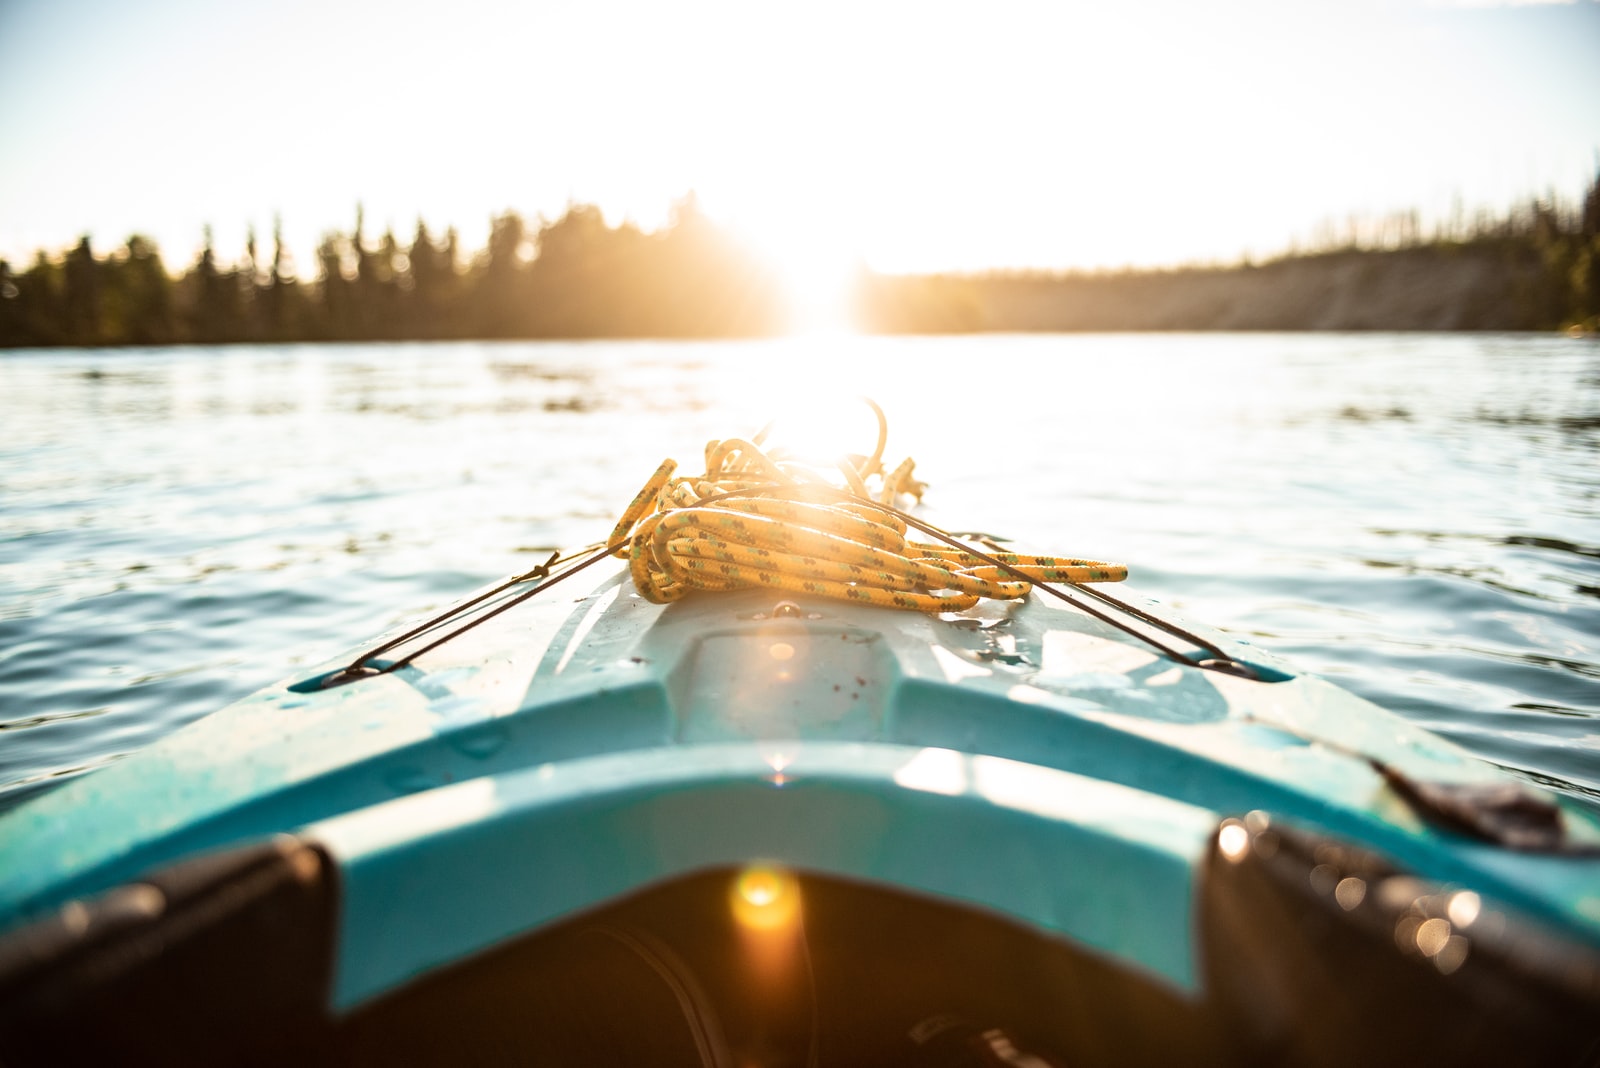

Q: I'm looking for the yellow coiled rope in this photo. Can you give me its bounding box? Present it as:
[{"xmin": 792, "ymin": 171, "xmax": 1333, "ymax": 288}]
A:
[{"xmin": 607, "ymin": 403, "xmax": 1127, "ymax": 614}]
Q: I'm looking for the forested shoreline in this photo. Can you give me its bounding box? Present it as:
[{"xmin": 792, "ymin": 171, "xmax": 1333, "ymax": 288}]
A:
[
  {"xmin": 859, "ymin": 174, "xmax": 1600, "ymax": 335},
  {"xmin": 0, "ymin": 197, "xmax": 786, "ymax": 347},
  {"xmin": 2, "ymin": 176, "xmax": 1597, "ymax": 347}
]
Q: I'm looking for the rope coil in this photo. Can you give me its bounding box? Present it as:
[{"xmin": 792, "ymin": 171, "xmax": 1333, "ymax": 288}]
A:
[
  {"xmin": 332, "ymin": 402, "xmax": 1272, "ymax": 683},
  {"xmin": 608, "ymin": 402, "xmax": 1126, "ymax": 614}
]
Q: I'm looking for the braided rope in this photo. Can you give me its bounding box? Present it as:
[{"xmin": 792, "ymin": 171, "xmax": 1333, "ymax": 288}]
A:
[{"xmin": 609, "ymin": 404, "xmax": 1127, "ymax": 613}]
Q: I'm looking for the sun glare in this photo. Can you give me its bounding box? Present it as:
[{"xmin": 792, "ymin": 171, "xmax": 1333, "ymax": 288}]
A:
[
  {"xmin": 778, "ymin": 250, "xmax": 858, "ymax": 336},
  {"xmin": 731, "ymin": 215, "xmax": 859, "ymax": 336},
  {"xmin": 745, "ymin": 389, "xmax": 888, "ymax": 474}
]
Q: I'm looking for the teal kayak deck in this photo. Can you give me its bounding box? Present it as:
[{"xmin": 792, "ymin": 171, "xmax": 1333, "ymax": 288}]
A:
[{"xmin": 3, "ymin": 561, "xmax": 1598, "ymax": 1011}]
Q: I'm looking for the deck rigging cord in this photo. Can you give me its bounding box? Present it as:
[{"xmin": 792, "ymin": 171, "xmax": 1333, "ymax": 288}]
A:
[
  {"xmin": 327, "ymin": 401, "xmax": 1258, "ymax": 686},
  {"xmin": 313, "ymin": 404, "xmax": 1600, "ymax": 852}
]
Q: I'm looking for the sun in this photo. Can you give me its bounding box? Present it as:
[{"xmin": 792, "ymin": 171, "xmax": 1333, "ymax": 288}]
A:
[
  {"xmin": 728, "ymin": 213, "xmax": 861, "ymax": 336},
  {"xmin": 775, "ymin": 243, "xmax": 859, "ymax": 336}
]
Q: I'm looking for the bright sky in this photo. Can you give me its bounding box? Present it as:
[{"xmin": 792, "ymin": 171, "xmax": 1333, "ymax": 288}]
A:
[{"xmin": 0, "ymin": 0, "xmax": 1596, "ymax": 286}]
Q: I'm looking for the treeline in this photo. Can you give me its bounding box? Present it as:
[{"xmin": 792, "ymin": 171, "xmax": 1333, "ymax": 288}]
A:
[
  {"xmin": 0, "ymin": 196, "xmax": 785, "ymax": 348},
  {"xmin": 856, "ymin": 173, "xmax": 1600, "ymax": 334},
  {"xmin": 6, "ymin": 176, "xmax": 1600, "ymax": 346}
]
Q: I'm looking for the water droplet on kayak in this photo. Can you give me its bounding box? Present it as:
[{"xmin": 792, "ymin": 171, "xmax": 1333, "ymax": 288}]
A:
[
  {"xmin": 453, "ymin": 724, "xmax": 508, "ymax": 760},
  {"xmin": 1218, "ymin": 821, "xmax": 1250, "ymax": 862},
  {"xmin": 1335, "ymin": 877, "xmax": 1367, "ymax": 911},
  {"xmin": 1434, "ymin": 935, "xmax": 1470, "ymax": 974},
  {"xmin": 385, "ymin": 766, "xmax": 447, "ymax": 794},
  {"xmin": 1448, "ymin": 890, "xmax": 1481, "ymax": 928},
  {"xmin": 1305, "ymin": 856, "xmax": 1344, "ymax": 895},
  {"xmin": 1415, "ymin": 917, "xmax": 1452, "ymax": 957}
]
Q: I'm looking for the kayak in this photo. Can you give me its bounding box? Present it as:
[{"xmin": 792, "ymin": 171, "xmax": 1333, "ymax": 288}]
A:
[{"xmin": 2, "ymin": 416, "xmax": 1599, "ymax": 1067}]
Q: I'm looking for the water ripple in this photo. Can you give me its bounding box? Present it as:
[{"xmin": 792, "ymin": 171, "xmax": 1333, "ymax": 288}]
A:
[{"xmin": 0, "ymin": 336, "xmax": 1596, "ymax": 819}]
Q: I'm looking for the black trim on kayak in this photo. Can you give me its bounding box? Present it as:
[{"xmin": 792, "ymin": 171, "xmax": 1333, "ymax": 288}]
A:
[
  {"xmin": 1375, "ymin": 764, "xmax": 1600, "ymax": 854},
  {"xmin": 3, "ymin": 824, "xmax": 1598, "ymax": 1066},
  {"xmin": 1202, "ymin": 814, "xmax": 1600, "ymax": 1066},
  {"xmin": 0, "ymin": 836, "xmax": 337, "ymax": 1067}
]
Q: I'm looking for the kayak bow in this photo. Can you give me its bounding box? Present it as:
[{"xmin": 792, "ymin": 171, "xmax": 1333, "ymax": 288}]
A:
[{"xmin": 2, "ymin": 413, "xmax": 1597, "ymax": 1066}]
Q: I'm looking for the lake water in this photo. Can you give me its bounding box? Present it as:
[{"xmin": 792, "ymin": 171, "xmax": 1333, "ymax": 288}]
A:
[{"xmin": 1, "ymin": 334, "xmax": 1597, "ymax": 814}]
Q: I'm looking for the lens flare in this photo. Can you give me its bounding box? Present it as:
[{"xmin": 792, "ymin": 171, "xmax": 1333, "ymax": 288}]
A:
[{"xmin": 731, "ymin": 865, "xmax": 800, "ymax": 932}]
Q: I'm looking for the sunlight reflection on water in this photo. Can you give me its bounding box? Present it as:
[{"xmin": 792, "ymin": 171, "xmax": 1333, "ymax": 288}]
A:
[{"xmin": 0, "ymin": 334, "xmax": 1596, "ymax": 811}]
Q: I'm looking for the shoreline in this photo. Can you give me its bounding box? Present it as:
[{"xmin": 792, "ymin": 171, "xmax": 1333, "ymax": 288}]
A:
[{"xmin": 855, "ymin": 242, "xmax": 1590, "ymax": 334}]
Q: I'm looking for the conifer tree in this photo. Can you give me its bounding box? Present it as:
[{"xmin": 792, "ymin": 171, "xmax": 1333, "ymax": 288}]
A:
[{"xmin": 62, "ymin": 236, "xmax": 102, "ymax": 345}]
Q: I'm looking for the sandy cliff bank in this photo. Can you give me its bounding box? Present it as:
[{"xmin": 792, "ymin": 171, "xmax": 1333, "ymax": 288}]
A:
[{"xmin": 858, "ymin": 244, "xmax": 1563, "ymax": 332}]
